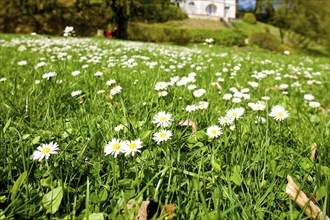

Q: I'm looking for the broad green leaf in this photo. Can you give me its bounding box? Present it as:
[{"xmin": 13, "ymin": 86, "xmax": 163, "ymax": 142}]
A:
[
  {"xmin": 211, "ymin": 156, "xmax": 221, "ymax": 172},
  {"xmin": 32, "ymin": 136, "xmax": 41, "ymax": 144},
  {"xmin": 299, "ymin": 158, "xmax": 313, "ymax": 171},
  {"xmin": 41, "ymin": 186, "xmax": 63, "ymax": 214},
  {"xmin": 10, "ymin": 171, "xmax": 27, "ymax": 201},
  {"xmin": 22, "ymin": 134, "xmax": 30, "ymax": 140},
  {"xmin": 140, "ymin": 130, "xmax": 151, "ymax": 141},
  {"xmin": 40, "ymin": 177, "xmax": 52, "ymax": 188},
  {"xmin": 230, "ymin": 165, "xmax": 242, "ymax": 186},
  {"xmin": 83, "ymin": 213, "xmax": 104, "ymax": 220},
  {"xmin": 0, "ymin": 196, "xmax": 6, "ymax": 203},
  {"xmin": 212, "ymin": 162, "xmax": 221, "ymax": 172},
  {"xmin": 316, "ymin": 185, "xmax": 327, "ymax": 199},
  {"xmin": 99, "ymin": 188, "xmax": 108, "ymax": 202},
  {"xmin": 196, "ymin": 130, "xmax": 207, "ymax": 141},
  {"xmin": 0, "ymin": 210, "xmax": 5, "ymax": 220},
  {"xmin": 3, "ymin": 118, "xmax": 11, "ymax": 134}
]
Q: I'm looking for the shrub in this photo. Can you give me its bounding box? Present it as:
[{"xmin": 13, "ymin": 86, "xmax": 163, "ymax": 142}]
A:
[
  {"xmin": 249, "ymin": 32, "xmax": 282, "ymax": 51},
  {"xmin": 243, "ymin": 13, "xmax": 257, "ymax": 24},
  {"xmin": 128, "ymin": 23, "xmax": 246, "ymax": 46},
  {"xmin": 187, "ymin": 28, "xmax": 246, "ymax": 46}
]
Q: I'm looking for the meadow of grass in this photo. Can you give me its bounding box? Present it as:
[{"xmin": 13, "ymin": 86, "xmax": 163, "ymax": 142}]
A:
[{"xmin": 0, "ymin": 34, "xmax": 329, "ymax": 219}]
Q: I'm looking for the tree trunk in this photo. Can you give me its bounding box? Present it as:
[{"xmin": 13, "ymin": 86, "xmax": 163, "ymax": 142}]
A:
[
  {"xmin": 279, "ymin": 28, "xmax": 284, "ymax": 44},
  {"xmin": 116, "ymin": 18, "xmax": 128, "ymax": 39}
]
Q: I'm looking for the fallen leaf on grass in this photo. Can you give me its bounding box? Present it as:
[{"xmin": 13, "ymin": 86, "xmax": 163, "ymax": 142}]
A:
[
  {"xmin": 310, "ymin": 143, "xmax": 317, "ymax": 161},
  {"xmin": 319, "ymin": 104, "xmax": 330, "ymax": 115},
  {"xmin": 286, "ymin": 175, "xmax": 329, "ymax": 220},
  {"xmin": 177, "ymin": 119, "xmax": 197, "ymax": 136},
  {"xmin": 212, "ymin": 82, "xmax": 222, "ymax": 91},
  {"xmin": 127, "ymin": 200, "xmax": 175, "ymax": 220}
]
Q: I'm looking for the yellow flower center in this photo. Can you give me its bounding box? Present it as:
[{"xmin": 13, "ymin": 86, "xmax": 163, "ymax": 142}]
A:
[
  {"xmin": 159, "ymin": 116, "xmax": 167, "ymax": 122},
  {"xmin": 42, "ymin": 147, "xmax": 51, "ymax": 154},
  {"xmin": 160, "ymin": 133, "xmax": 167, "ymax": 138},
  {"xmin": 232, "ymin": 112, "xmax": 237, "ymax": 117},
  {"xmin": 211, "ymin": 130, "xmax": 217, "ymax": 134},
  {"xmin": 129, "ymin": 143, "xmax": 137, "ymax": 149},
  {"xmin": 278, "ymin": 112, "xmax": 283, "ymax": 117},
  {"xmin": 113, "ymin": 143, "xmax": 120, "ymax": 150}
]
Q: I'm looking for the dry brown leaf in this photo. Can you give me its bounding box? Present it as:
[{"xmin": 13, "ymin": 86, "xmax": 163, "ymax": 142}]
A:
[
  {"xmin": 310, "ymin": 143, "xmax": 317, "ymax": 161},
  {"xmin": 213, "ymin": 82, "xmax": 222, "ymax": 91},
  {"xmin": 134, "ymin": 201, "xmax": 161, "ymax": 220},
  {"xmin": 135, "ymin": 201, "xmax": 149, "ymax": 220},
  {"xmin": 177, "ymin": 119, "xmax": 197, "ymax": 135},
  {"xmin": 163, "ymin": 204, "xmax": 175, "ymax": 220},
  {"xmin": 286, "ymin": 175, "xmax": 330, "ymax": 220},
  {"xmin": 319, "ymin": 104, "xmax": 330, "ymax": 115},
  {"xmin": 128, "ymin": 200, "xmax": 175, "ymax": 220}
]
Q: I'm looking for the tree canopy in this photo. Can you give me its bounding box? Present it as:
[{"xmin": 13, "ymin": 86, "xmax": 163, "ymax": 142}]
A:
[{"xmin": 0, "ymin": 0, "xmax": 186, "ymax": 37}]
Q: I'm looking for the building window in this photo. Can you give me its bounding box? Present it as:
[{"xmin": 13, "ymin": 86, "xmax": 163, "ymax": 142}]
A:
[
  {"xmin": 188, "ymin": 2, "xmax": 194, "ymax": 6},
  {"xmin": 206, "ymin": 4, "xmax": 217, "ymax": 15}
]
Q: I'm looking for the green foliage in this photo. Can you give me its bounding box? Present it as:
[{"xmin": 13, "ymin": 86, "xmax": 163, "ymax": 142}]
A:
[
  {"xmin": 41, "ymin": 186, "xmax": 63, "ymax": 214},
  {"xmin": 243, "ymin": 13, "xmax": 257, "ymax": 24},
  {"xmin": 128, "ymin": 23, "xmax": 246, "ymax": 46},
  {"xmin": 249, "ymin": 31, "xmax": 282, "ymax": 52},
  {"xmin": 134, "ymin": 2, "xmax": 187, "ymax": 22}
]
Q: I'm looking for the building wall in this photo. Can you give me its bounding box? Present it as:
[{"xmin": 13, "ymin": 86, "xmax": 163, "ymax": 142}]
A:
[{"xmin": 175, "ymin": 0, "xmax": 236, "ymax": 19}]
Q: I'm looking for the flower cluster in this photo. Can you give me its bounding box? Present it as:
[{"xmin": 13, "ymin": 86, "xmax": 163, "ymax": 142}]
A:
[{"xmin": 104, "ymin": 138, "xmax": 143, "ymax": 158}]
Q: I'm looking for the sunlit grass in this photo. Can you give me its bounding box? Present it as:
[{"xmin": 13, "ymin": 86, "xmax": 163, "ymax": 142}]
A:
[{"xmin": 0, "ymin": 34, "xmax": 329, "ymax": 219}]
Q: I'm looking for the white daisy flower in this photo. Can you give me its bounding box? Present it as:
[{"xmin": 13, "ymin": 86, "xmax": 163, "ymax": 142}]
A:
[
  {"xmin": 106, "ymin": 79, "xmax": 116, "ymax": 86},
  {"xmin": 36, "ymin": 62, "xmax": 46, "ymax": 68},
  {"xmin": 187, "ymin": 85, "xmax": 197, "ymax": 90},
  {"xmin": 198, "ymin": 101, "xmax": 209, "ymax": 110},
  {"xmin": 153, "ymin": 130, "xmax": 172, "ymax": 144},
  {"xmin": 154, "ymin": 82, "xmax": 168, "ymax": 91},
  {"xmin": 223, "ymin": 94, "xmax": 232, "ymax": 100},
  {"xmin": 186, "ymin": 104, "xmax": 199, "ymax": 112},
  {"xmin": 94, "ymin": 71, "xmax": 103, "ymax": 77},
  {"xmin": 193, "ymin": 89, "xmax": 206, "ymax": 97},
  {"xmin": 309, "ymin": 102, "xmax": 320, "ymax": 108},
  {"xmin": 124, "ymin": 139, "xmax": 143, "ymax": 156},
  {"xmin": 269, "ymin": 105, "xmax": 289, "ymax": 121},
  {"xmin": 304, "ymin": 94, "xmax": 315, "ymax": 101},
  {"xmin": 97, "ymin": 90, "xmax": 105, "ymax": 94},
  {"xmin": 104, "ymin": 138, "xmax": 126, "ymax": 158},
  {"xmin": 31, "ymin": 141, "xmax": 59, "ymax": 161},
  {"xmin": 42, "ymin": 72, "xmax": 56, "ymax": 80},
  {"xmin": 71, "ymin": 90, "xmax": 82, "ymax": 97},
  {"xmin": 226, "ymin": 107, "xmax": 245, "ymax": 120},
  {"xmin": 17, "ymin": 60, "xmax": 27, "ymax": 66},
  {"xmin": 110, "ymin": 85, "xmax": 122, "ymax": 96},
  {"xmin": 152, "ymin": 111, "xmax": 172, "ymax": 128},
  {"xmin": 232, "ymin": 97, "xmax": 242, "ymax": 103},
  {"xmin": 158, "ymin": 91, "xmax": 168, "ymax": 97},
  {"xmin": 206, "ymin": 126, "xmax": 223, "ymax": 139},
  {"xmin": 249, "ymin": 102, "xmax": 266, "ymax": 111},
  {"xmin": 0, "ymin": 77, "xmax": 7, "ymax": 82},
  {"xmin": 72, "ymin": 70, "xmax": 81, "ymax": 76},
  {"xmin": 114, "ymin": 124, "xmax": 126, "ymax": 131},
  {"xmin": 218, "ymin": 116, "xmax": 234, "ymax": 126},
  {"xmin": 248, "ymin": 81, "xmax": 259, "ymax": 88}
]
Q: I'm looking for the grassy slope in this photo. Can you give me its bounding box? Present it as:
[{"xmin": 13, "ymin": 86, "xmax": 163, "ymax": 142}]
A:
[{"xmin": 0, "ymin": 34, "xmax": 329, "ymax": 219}]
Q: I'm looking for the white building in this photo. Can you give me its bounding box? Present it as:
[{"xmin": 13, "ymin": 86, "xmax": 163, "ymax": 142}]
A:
[{"xmin": 172, "ymin": 0, "xmax": 236, "ymax": 20}]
